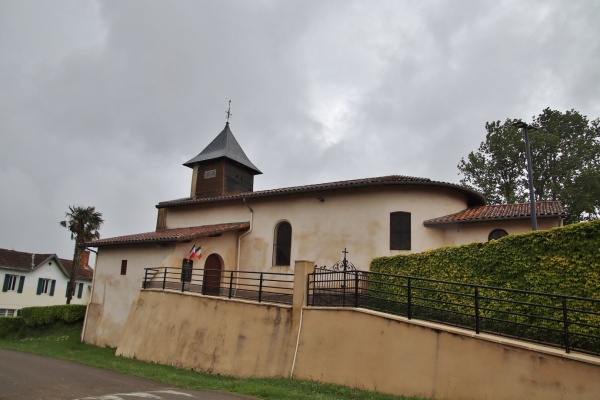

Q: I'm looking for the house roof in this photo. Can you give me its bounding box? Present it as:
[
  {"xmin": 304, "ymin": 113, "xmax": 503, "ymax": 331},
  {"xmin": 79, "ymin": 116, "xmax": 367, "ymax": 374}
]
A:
[
  {"xmin": 59, "ymin": 258, "xmax": 94, "ymax": 280},
  {"xmin": 183, "ymin": 122, "xmax": 262, "ymax": 174},
  {"xmin": 157, "ymin": 175, "xmax": 487, "ymax": 208},
  {"xmin": 85, "ymin": 222, "xmax": 251, "ymax": 247},
  {"xmin": 423, "ymin": 201, "xmax": 566, "ymax": 225},
  {"xmin": 0, "ymin": 248, "xmax": 93, "ymax": 280}
]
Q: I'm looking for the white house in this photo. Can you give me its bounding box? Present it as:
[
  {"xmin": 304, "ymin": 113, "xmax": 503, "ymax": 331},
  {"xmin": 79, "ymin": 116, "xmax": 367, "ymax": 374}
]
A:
[
  {"xmin": 0, "ymin": 248, "xmax": 94, "ymax": 316},
  {"xmin": 82, "ymin": 121, "xmax": 565, "ymax": 347}
]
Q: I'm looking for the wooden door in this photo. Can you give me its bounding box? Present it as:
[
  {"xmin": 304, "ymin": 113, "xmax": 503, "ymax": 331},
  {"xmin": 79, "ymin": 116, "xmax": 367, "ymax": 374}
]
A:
[{"xmin": 202, "ymin": 254, "xmax": 222, "ymax": 296}]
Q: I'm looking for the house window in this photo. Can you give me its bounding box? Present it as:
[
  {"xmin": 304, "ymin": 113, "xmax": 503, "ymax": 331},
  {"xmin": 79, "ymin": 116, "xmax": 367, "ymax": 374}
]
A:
[
  {"xmin": 0, "ymin": 309, "xmax": 16, "ymax": 317},
  {"xmin": 120, "ymin": 260, "xmax": 127, "ymax": 275},
  {"xmin": 488, "ymin": 229, "xmax": 508, "ymax": 241},
  {"xmin": 273, "ymin": 221, "xmax": 292, "ymax": 266},
  {"xmin": 390, "ymin": 212, "xmax": 411, "ymax": 250},
  {"xmin": 204, "ymin": 169, "xmax": 217, "ymax": 179},
  {"xmin": 2, "ymin": 274, "xmax": 24, "ymax": 293},
  {"xmin": 37, "ymin": 278, "xmax": 56, "ymax": 296}
]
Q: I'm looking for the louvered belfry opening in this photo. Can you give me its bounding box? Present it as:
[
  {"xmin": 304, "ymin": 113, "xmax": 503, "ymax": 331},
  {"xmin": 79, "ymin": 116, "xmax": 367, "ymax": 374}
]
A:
[{"xmin": 184, "ymin": 122, "xmax": 262, "ymax": 199}]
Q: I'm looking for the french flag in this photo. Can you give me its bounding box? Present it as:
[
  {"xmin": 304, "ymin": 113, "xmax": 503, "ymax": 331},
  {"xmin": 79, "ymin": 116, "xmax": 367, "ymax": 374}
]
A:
[
  {"xmin": 194, "ymin": 245, "xmax": 202, "ymax": 259},
  {"xmin": 189, "ymin": 244, "xmax": 202, "ymax": 259}
]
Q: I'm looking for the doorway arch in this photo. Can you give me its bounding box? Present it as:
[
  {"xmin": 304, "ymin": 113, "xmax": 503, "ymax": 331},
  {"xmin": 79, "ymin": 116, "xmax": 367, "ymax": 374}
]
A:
[{"xmin": 202, "ymin": 253, "xmax": 223, "ymax": 296}]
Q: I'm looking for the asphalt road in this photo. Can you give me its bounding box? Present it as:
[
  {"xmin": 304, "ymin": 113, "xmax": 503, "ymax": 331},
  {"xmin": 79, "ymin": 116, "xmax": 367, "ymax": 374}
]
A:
[{"xmin": 0, "ymin": 349, "xmax": 259, "ymax": 400}]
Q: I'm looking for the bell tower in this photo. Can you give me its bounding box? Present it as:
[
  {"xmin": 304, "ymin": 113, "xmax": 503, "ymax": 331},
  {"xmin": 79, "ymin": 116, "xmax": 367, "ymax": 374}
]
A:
[{"xmin": 183, "ymin": 122, "xmax": 262, "ymax": 199}]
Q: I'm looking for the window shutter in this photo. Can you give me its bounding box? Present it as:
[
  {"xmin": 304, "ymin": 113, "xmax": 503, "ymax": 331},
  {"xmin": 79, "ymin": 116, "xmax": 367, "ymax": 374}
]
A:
[
  {"xmin": 17, "ymin": 276, "xmax": 25, "ymax": 293},
  {"xmin": 390, "ymin": 212, "xmax": 411, "ymax": 250},
  {"xmin": 275, "ymin": 222, "xmax": 292, "ymax": 266},
  {"xmin": 77, "ymin": 282, "xmax": 83, "ymax": 298},
  {"xmin": 2, "ymin": 275, "xmax": 9, "ymax": 292},
  {"xmin": 36, "ymin": 278, "xmax": 43, "ymax": 295},
  {"xmin": 66, "ymin": 282, "xmax": 71, "ymax": 297},
  {"xmin": 49, "ymin": 280, "xmax": 56, "ymax": 296}
]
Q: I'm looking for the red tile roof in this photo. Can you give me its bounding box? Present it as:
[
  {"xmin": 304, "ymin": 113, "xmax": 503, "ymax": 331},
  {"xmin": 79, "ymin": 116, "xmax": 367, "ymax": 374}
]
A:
[
  {"xmin": 59, "ymin": 257, "xmax": 94, "ymax": 280},
  {"xmin": 157, "ymin": 175, "xmax": 486, "ymax": 208},
  {"xmin": 424, "ymin": 201, "xmax": 565, "ymax": 225},
  {"xmin": 86, "ymin": 222, "xmax": 250, "ymax": 247},
  {"xmin": 0, "ymin": 248, "xmax": 93, "ymax": 280}
]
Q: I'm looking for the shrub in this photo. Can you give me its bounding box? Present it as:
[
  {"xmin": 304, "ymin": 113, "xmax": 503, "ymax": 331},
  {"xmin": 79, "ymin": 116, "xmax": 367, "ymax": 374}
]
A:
[
  {"xmin": 20, "ymin": 305, "xmax": 87, "ymax": 327},
  {"xmin": 0, "ymin": 317, "xmax": 26, "ymax": 338},
  {"xmin": 369, "ymin": 220, "xmax": 600, "ymax": 353}
]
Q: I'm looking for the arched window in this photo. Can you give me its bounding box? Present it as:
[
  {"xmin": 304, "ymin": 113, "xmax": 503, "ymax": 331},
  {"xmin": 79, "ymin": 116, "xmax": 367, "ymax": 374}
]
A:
[
  {"xmin": 488, "ymin": 229, "xmax": 508, "ymax": 241},
  {"xmin": 390, "ymin": 212, "xmax": 411, "ymax": 250},
  {"xmin": 273, "ymin": 222, "xmax": 292, "ymax": 266}
]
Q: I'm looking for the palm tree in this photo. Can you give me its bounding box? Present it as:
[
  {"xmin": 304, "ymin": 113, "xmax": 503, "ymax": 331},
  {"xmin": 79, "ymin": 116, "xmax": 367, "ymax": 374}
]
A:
[{"xmin": 60, "ymin": 206, "xmax": 104, "ymax": 304}]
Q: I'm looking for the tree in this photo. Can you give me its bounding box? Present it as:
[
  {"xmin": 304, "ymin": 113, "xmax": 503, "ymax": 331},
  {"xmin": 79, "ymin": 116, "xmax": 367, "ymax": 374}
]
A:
[
  {"xmin": 60, "ymin": 206, "xmax": 104, "ymax": 304},
  {"xmin": 458, "ymin": 108, "xmax": 600, "ymax": 224}
]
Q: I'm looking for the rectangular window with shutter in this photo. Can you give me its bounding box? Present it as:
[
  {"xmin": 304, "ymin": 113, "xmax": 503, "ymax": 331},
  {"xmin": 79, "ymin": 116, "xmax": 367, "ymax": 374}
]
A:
[
  {"xmin": 390, "ymin": 212, "xmax": 411, "ymax": 250},
  {"xmin": 36, "ymin": 278, "xmax": 56, "ymax": 296},
  {"xmin": 2, "ymin": 274, "xmax": 25, "ymax": 293}
]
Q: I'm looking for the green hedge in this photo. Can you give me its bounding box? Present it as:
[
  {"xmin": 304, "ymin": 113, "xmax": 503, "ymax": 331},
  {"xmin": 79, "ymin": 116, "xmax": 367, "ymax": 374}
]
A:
[
  {"xmin": 369, "ymin": 220, "xmax": 600, "ymax": 352},
  {"xmin": 0, "ymin": 317, "xmax": 26, "ymax": 338},
  {"xmin": 371, "ymin": 220, "xmax": 600, "ymax": 298},
  {"xmin": 20, "ymin": 305, "xmax": 87, "ymax": 327}
]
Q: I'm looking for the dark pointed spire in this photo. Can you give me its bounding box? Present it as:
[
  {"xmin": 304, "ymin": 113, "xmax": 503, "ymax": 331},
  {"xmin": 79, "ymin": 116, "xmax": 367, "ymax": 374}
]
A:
[{"xmin": 183, "ymin": 123, "xmax": 262, "ymax": 174}]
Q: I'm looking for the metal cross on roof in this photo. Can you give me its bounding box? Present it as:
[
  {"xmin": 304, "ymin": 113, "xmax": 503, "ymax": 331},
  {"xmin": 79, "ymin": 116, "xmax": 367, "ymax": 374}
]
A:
[{"xmin": 225, "ymin": 100, "xmax": 233, "ymax": 123}]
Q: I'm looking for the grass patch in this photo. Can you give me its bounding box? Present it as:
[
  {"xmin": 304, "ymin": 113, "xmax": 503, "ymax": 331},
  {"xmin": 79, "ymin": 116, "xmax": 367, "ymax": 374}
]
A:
[{"xmin": 0, "ymin": 321, "xmax": 425, "ymax": 400}]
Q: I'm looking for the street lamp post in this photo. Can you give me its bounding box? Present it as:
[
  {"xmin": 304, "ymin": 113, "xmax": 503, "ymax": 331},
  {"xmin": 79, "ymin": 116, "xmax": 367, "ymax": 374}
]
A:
[{"xmin": 514, "ymin": 121, "xmax": 538, "ymax": 231}]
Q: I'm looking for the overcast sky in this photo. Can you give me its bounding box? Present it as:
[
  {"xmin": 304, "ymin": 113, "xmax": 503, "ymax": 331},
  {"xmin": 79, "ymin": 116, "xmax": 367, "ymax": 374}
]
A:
[{"xmin": 1, "ymin": 0, "xmax": 599, "ymax": 261}]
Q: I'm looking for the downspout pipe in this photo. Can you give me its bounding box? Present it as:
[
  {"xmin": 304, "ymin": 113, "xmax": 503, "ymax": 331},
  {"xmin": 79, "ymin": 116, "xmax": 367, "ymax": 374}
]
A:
[
  {"xmin": 80, "ymin": 246, "xmax": 98, "ymax": 343},
  {"xmin": 237, "ymin": 198, "xmax": 254, "ymax": 281}
]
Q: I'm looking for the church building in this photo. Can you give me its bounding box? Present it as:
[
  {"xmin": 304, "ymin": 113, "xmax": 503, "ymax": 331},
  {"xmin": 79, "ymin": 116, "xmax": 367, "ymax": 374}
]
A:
[{"xmin": 82, "ymin": 121, "xmax": 565, "ymax": 347}]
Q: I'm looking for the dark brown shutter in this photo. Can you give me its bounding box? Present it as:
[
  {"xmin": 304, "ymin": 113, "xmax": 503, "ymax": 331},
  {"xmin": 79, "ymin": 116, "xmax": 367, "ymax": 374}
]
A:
[
  {"xmin": 390, "ymin": 212, "xmax": 411, "ymax": 250},
  {"xmin": 275, "ymin": 222, "xmax": 292, "ymax": 266}
]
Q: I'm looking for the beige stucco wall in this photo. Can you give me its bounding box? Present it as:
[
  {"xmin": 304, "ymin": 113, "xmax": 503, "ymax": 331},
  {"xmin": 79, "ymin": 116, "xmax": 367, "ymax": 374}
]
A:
[
  {"xmin": 83, "ymin": 244, "xmax": 176, "ymax": 347},
  {"xmin": 116, "ymin": 290, "xmax": 296, "ymax": 377},
  {"xmin": 114, "ymin": 287, "xmax": 600, "ymax": 400},
  {"xmin": 83, "ymin": 230, "xmax": 243, "ymax": 347},
  {"xmin": 164, "ymin": 185, "xmax": 481, "ymax": 271},
  {"xmin": 293, "ymin": 307, "xmax": 600, "ymax": 400},
  {"xmin": 430, "ymin": 217, "xmax": 562, "ymax": 247}
]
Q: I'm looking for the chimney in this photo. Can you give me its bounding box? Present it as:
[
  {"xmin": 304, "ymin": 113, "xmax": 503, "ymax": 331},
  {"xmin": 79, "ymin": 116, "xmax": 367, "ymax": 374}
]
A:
[{"xmin": 81, "ymin": 250, "xmax": 90, "ymax": 268}]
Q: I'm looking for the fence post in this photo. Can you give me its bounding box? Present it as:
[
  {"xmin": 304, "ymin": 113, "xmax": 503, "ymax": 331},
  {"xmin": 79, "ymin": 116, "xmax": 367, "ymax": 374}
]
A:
[
  {"xmin": 407, "ymin": 277, "xmax": 412, "ymax": 319},
  {"xmin": 306, "ymin": 272, "xmax": 311, "ymax": 306},
  {"xmin": 562, "ymin": 296, "xmax": 571, "ymax": 353},
  {"xmin": 342, "ymin": 270, "xmax": 347, "ymax": 307},
  {"xmin": 354, "ymin": 272, "xmax": 359, "ymax": 308},
  {"xmin": 475, "ymin": 287, "xmax": 480, "ymax": 334},
  {"xmin": 258, "ymin": 273, "xmax": 264, "ymax": 303},
  {"xmin": 162, "ymin": 268, "xmax": 167, "ymax": 290},
  {"xmin": 228, "ymin": 272, "xmax": 234, "ymax": 299},
  {"xmin": 293, "ymin": 260, "xmax": 315, "ymax": 324}
]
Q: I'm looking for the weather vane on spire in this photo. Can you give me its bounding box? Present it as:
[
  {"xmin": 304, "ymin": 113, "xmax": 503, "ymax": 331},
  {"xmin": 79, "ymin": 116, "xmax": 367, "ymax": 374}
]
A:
[{"xmin": 225, "ymin": 100, "xmax": 232, "ymax": 123}]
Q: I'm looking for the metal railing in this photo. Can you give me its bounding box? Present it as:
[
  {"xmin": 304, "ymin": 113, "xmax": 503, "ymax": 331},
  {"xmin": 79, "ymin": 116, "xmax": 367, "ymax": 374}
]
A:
[
  {"xmin": 143, "ymin": 267, "xmax": 294, "ymax": 305},
  {"xmin": 307, "ymin": 269, "xmax": 600, "ymax": 356}
]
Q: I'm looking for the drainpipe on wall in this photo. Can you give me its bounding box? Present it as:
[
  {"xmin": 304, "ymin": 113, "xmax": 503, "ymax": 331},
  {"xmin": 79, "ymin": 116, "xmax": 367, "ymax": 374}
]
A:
[
  {"xmin": 237, "ymin": 198, "xmax": 254, "ymax": 289},
  {"xmin": 80, "ymin": 246, "xmax": 98, "ymax": 343}
]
